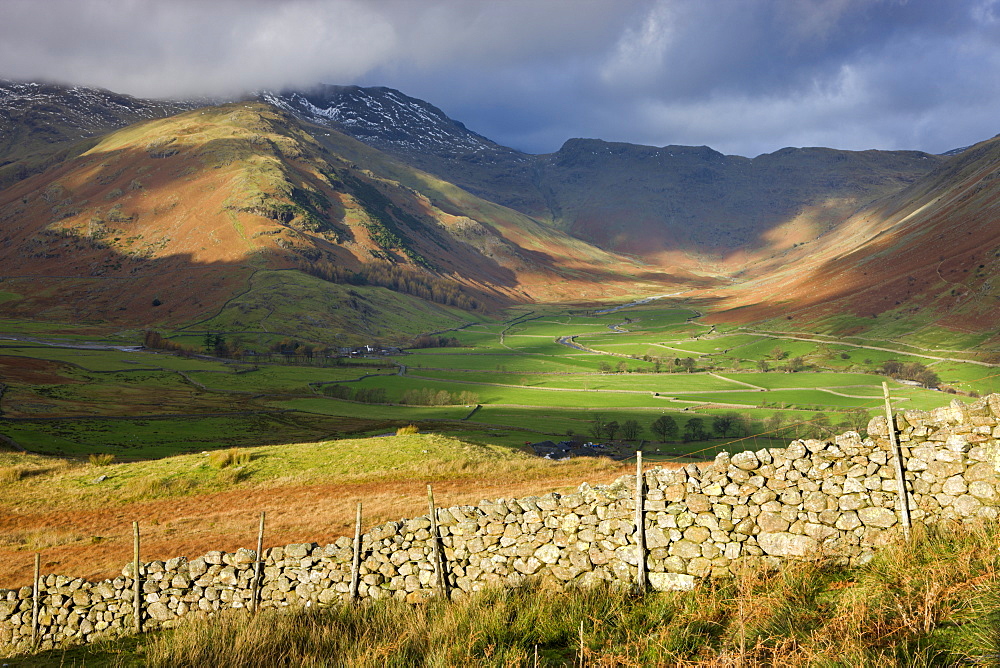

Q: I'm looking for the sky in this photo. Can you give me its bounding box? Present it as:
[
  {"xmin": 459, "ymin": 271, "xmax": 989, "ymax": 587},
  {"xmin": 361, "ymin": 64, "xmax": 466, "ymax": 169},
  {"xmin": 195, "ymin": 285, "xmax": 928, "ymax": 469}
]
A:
[{"xmin": 2, "ymin": 0, "xmax": 999, "ymax": 157}]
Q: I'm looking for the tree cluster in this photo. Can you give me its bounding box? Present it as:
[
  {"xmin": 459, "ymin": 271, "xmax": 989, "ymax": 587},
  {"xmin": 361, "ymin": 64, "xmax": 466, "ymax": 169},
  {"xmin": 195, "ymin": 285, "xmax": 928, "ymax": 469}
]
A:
[
  {"xmin": 321, "ymin": 385, "xmax": 388, "ymax": 403},
  {"xmin": 411, "ymin": 335, "xmax": 462, "ymax": 349},
  {"xmin": 143, "ymin": 330, "xmax": 193, "ymax": 353},
  {"xmin": 300, "ymin": 258, "xmax": 483, "ymax": 311},
  {"xmin": 879, "ymin": 360, "xmax": 940, "ymax": 388},
  {"xmin": 400, "ymin": 388, "xmax": 480, "ymax": 406}
]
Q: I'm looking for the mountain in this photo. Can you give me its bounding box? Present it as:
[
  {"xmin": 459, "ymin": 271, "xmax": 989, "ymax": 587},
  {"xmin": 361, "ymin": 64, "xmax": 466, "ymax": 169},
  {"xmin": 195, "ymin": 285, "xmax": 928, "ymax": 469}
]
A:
[
  {"xmin": 0, "ymin": 100, "xmax": 660, "ymax": 341},
  {"xmin": 709, "ymin": 136, "xmax": 1000, "ymax": 338},
  {"xmin": 2, "ymin": 79, "xmax": 998, "ymax": 345},
  {"xmin": 265, "ymin": 85, "xmax": 944, "ymax": 268},
  {"xmin": 0, "ymin": 80, "xmax": 195, "ymax": 184},
  {"xmin": 260, "ymin": 85, "xmax": 542, "ymax": 213}
]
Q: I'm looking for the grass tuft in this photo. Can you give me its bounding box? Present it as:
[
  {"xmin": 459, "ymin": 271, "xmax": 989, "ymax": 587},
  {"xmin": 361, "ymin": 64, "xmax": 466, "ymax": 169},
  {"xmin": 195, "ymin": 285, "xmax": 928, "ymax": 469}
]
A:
[
  {"xmin": 396, "ymin": 424, "xmax": 420, "ymax": 436},
  {"xmin": 89, "ymin": 453, "xmax": 115, "ymax": 466},
  {"xmin": 0, "ymin": 465, "xmax": 25, "ymax": 483},
  {"xmin": 209, "ymin": 448, "xmax": 252, "ymax": 469}
]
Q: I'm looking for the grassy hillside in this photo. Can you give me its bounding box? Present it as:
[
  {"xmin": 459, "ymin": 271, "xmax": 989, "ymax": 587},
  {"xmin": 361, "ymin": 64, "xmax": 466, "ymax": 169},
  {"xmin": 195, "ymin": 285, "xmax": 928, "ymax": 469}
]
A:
[
  {"xmin": 0, "ymin": 432, "xmax": 627, "ymax": 589},
  {"xmin": 710, "ymin": 136, "xmax": 1000, "ymax": 345}
]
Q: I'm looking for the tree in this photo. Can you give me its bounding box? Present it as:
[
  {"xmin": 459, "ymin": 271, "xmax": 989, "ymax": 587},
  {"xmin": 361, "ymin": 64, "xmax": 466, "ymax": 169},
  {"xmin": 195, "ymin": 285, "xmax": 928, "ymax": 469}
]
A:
[
  {"xmin": 683, "ymin": 418, "xmax": 709, "ymax": 442},
  {"xmin": 757, "ymin": 359, "xmax": 770, "ymax": 372},
  {"xmin": 764, "ymin": 412, "xmax": 785, "ymax": 436},
  {"xmin": 915, "ymin": 369, "xmax": 940, "ymax": 388},
  {"xmin": 590, "ymin": 414, "xmax": 607, "ymax": 440},
  {"xmin": 811, "ymin": 412, "xmax": 833, "ymax": 437},
  {"xmin": 712, "ymin": 412, "xmax": 747, "ymax": 438},
  {"xmin": 786, "ymin": 356, "xmax": 806, "ymax": 372},
  {"xmin": 603, "ymin": 420, "xmax": 620, "ymax": 440},
  {"xmin": 839, "ymin": 408, "xmax": 870, "ymax": 434},
  {"xmin": 651, "ymin": 415, "xmax": 678, "ymax": 441},
  {"xmin": 620, "ymin": 419, "xmax": 642, "ymax": 441},
  {"xmin": 712, "ymin": 413, "xmax": 736, "ymax": 438},
  {"xmin": 678, "ymin": 357, "xmax": 697, "ymax": 373},
  {"xmin": 880, "ymin": 360, "xmax": 904, "ymax": 377},
  {"xmin": 771, "ymin": 346, "xmax": 785, "ymax": 361}
]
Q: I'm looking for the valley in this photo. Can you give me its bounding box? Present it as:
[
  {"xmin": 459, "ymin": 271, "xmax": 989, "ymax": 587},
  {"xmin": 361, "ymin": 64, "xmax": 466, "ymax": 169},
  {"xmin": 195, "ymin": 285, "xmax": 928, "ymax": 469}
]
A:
[
  {"xmin": 2, "ymin": 296, "xmax": 994, "ymax": 591},
  {"xmin": 2, "ymin": 78, "xmax": 1000, "ymax": 663}
]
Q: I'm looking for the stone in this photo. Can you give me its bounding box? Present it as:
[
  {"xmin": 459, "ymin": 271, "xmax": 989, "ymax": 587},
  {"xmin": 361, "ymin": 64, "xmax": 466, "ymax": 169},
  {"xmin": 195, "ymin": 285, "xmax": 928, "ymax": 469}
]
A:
[
  {"xmin": 838, "ymin": 494, "xmax": 864, "ymax": 511},
  {"xmin": 968, "ymin": 480, "xmax": 998, "ymax": 501},
  {"xmin": 233, "ymin": 548, "xmax": 257, "ymax": 566},
  {"xmin": 649, "ymin": 572, "xmax": 696, "ymax": 591},
  {"xmin": 147, "ymin": 602, "xmax": 175, "ymax": 622},
  {"xmin": 946, "ymin": 434, "xmax": 971, "ymax": 453},
  {"xmin": 942, "ymin": 476, "xmax": 969, "ymax": 496},
  {"xmin": 534, "ymin": 544, "xmax": 560, "ymax": 565},
  {"xmin": 953, "ymin": 494, "xmax": 983, "ymax": 517},
  {"xmin": 683, "ymin": 526, "xmax": 711, "ymax": 544},
  {"xmin": 757, "ymin": 512, "xmax": 790, "ymax": 533},
  {"xmin": 670, "ymin": 540, "xmax": 702, "ymax": 559},
  {"xmin": 857, "ymin": 507, "xmax": 897, "ymax": 528},
  {"xmin": 835, "ymin": 511, "xmax": 861, "ymax": 531},
  {"xmin": 731, "ymin": 451, "xmax": 759, "ymax": 471},
  {"xmin": 756, "ymin": 532, "xmax": 820, "ymax": 558}
]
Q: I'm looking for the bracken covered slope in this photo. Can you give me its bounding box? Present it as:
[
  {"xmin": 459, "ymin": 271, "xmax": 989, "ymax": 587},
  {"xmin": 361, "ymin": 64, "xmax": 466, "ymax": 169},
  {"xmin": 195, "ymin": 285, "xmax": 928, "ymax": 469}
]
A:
[
  {"xmin": 709, "ymin": 135, "xmax": 1000, "ymax": 338},
  {"xmin": 0, "ymin": 101, "xmax": 661, "ymax": 336}
]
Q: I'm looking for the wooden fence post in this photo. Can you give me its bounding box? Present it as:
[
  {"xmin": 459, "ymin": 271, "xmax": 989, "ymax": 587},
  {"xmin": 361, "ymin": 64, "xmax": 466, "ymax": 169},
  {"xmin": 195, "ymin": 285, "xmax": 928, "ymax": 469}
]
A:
[
  {"xmin": 31, "ymin": 552, "xmax": 39, "ymax": 646},
  {"xmin": 883, "ymin": 382, "xmax": 912, "ymax": 541},
  {"xmin": 133, "ymin": 521, "xmax": 142, "ymax": 634},
  {"xmin": 427, "ymin": 484, "xmax": 448, "ymax": 599},
  {"xmin": 634, "ymin": 450, "xmax": 647, "ymax": 592},
  {"xmin": 251, "ymin": 511, "xmax": 265, "ymax": 613},
  {"xmin": 350, "ymin": 502, "xmax": 363, "ymax": 601}
]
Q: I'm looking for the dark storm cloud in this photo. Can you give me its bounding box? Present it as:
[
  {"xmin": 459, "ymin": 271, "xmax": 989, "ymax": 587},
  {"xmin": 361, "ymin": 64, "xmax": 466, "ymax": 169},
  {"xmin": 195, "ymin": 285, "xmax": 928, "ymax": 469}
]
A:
[{"xmin": 2, "ymin": 0, "xmax": 999, "ymax": 156}]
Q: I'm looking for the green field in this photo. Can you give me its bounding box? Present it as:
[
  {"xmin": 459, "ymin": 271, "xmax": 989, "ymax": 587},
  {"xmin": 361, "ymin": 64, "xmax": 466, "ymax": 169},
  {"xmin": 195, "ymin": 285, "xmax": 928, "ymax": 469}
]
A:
[{"xmin": 0, "ymin": 301, "xmax": 982, "ymax": 462}]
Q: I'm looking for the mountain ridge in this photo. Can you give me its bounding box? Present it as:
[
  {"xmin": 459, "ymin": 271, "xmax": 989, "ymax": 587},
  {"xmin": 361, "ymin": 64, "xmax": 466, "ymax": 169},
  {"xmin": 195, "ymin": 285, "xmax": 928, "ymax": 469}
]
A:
[{"xmin": 1, "ymin": 79, "xmax": 998, "ymax": 344}]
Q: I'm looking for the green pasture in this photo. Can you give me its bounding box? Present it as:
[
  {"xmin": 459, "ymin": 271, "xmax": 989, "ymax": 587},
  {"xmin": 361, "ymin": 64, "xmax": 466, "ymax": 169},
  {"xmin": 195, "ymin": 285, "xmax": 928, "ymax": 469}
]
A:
[
  {"xmin": 408, "ymin": 369, "xmax": 749, "ymax": 393},
  {"xmin": 185, "ymin": 364, "xmax": 395, "ymax": 394},
  {"xmin": 273, "ymin": 396, "xmax": 471, "ymax": 421},
  {"xmin": 924, "ymin": 361, "xmax": 1000, "ymax": 395},
  {"xmin": 185, "ymin": 269, "xmax": 476, "ymax": 346},
  {"xmin": 715, "ymin": 372, "xmax": 889, "ymax": 389},
  {"xmin": 622, "ymin": 308, "xmax": 701, "ymax": 328},
  {"xmin": 0, "ymin": 413, "xmax": 337, "ymax": 460},
  {"xmin": 0, "ymin": 296, "xmax": 982, "ymax": 464},
  {"xmin": 322, "ymin": 374, "xmax": 669, "ymax": 408}
]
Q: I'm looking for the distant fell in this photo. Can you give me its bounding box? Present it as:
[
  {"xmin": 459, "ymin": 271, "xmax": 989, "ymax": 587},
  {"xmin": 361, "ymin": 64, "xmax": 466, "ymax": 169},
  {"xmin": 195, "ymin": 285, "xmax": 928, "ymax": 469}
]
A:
[{"xmin": 268, "ymin": 84, "xmax": 944, "ymax": 266}]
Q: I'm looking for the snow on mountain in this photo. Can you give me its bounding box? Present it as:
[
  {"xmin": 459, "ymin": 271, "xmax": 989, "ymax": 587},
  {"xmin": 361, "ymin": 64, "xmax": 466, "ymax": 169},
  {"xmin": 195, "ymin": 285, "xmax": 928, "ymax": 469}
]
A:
[
  {"xmin": 261, "ymin": 85, "xmax": 526, "ymax": 162},
  {"xmin": 0, "ymin": 80, "xmax": 195, "ymax": 158}
]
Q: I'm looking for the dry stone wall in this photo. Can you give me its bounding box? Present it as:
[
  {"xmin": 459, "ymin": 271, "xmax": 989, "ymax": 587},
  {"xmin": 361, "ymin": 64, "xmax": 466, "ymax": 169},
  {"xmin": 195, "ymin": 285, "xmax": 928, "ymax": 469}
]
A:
[{"xmin": 4, "ymin": 395, "xmax": 1000, "ymax": 654}]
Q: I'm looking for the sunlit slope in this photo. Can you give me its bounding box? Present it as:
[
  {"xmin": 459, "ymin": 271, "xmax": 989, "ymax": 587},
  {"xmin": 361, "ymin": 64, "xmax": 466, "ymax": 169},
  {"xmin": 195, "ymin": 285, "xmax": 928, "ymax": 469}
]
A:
[
  {"xmin": 712, "ymin": 136, "xmax": 1000, "ymax": 339},
  {"xmin": 0, "ymin": 103, "xmax": 662, "ymax": 332}
]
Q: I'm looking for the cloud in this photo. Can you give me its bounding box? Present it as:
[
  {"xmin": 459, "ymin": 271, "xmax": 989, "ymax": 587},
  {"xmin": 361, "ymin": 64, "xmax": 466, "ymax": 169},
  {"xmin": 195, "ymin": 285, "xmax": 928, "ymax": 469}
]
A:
[{"xmin": 1, "ymin": 0, "xmax": 999, "ymax": 156}]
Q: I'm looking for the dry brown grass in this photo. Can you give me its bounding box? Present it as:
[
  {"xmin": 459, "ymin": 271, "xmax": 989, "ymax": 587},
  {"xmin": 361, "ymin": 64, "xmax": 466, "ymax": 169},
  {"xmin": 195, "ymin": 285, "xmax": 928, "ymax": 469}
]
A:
[
  {"xmin": 395, "ymin": 424, "xmax": 419, "ymax": 435},
  {"xmin": 88, "ymin": 453, "xmax": 115, "ymax": 466},
  {"xmin": 0, "ymin": 436, "xmax": 642, "ymax": 589},
  {"xmin": 209, "ymin": 448, "xmax": 252, "ymax": 469},
  {"xmin": 0, "ymin": 465, "xmax": 25, "ymax": 484}
]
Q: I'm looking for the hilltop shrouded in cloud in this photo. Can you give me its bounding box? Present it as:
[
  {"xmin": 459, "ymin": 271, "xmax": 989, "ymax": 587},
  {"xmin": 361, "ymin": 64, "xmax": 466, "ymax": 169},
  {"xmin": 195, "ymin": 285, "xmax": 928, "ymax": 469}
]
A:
[{"xmin": 2, "ymin": 0, "xmax": 1000, "ymax": 156}]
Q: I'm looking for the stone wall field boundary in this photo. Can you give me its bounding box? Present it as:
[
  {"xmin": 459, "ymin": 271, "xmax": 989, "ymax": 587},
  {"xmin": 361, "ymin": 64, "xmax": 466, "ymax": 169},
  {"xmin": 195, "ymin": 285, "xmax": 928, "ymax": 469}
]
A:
[{"xmin": 3, "ymin": 395, "xmax": 1000, "ymax": 655}]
